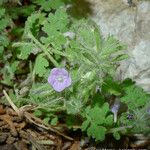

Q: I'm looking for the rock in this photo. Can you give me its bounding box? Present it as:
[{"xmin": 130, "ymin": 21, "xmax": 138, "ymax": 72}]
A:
[{"xmin": 87, "ymin": 0, "xmax": 150, "ymax": 92}]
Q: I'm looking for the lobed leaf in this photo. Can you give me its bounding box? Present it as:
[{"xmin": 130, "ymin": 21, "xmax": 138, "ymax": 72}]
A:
[
  {"xmin": 34, "ymin": 54, "xmax": 49, "ymax": 77},
  {"xmin": 81, "ymin": 103, "xmax": 113, "ymax": 141}
]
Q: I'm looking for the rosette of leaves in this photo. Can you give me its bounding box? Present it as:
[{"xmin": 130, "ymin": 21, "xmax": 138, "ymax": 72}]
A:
[
  {"xmin": 65, "ymin": 20, "xmax": 128, "ymax": 101},
  {"xmin": 69, "ymin": 20, "xmax": 127, "ymax": 76}
]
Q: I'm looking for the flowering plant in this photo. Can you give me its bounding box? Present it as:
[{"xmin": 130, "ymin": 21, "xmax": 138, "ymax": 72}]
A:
[
  {"xmin": 48, "ymin": 68, "xmax": 71, "ymax": 92},
  {"xmin": 1, "ymin": 0, "xmax": 150, "ymax": 143}
]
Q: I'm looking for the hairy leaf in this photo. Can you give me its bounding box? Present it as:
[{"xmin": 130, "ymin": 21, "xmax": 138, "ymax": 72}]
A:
[
  {"xmin": 34, "ymin": 54, "xmax": 49, "ymax": 77},
  {"xmin": 121, "ymin": 85, "xmax": 150, "ymax": 109},
  {"xmin": 81, "ymin": 103, "xmax": 113, "ymax": 141},
  {"xmin": 33, "ymin": 0, "xmax": 65, "ymax": 11}
]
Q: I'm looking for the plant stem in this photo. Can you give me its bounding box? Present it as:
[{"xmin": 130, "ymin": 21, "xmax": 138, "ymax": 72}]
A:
[
  {"xmin": 50, "ymin": 48, "xmax": 69, "ymax": 57},
  {"xmin": 107, "ymin": 125, "xmax": 133, "ymax": 133},
  {"xmin": 28, "ymin": 32, "xmax": 59, "ymax": 67}
]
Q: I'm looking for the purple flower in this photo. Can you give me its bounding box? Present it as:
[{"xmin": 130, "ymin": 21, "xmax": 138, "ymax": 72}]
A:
[
  {"xmin": 48, "ymin": 68, "xmax": 71, "ymax": 92},
  {"xmin": 111, "ymin": 103, "xmax": 120, "ymax": 114},
  {"xmin": 127, "ymin": 114, "xmax": 134, "ymax": 120},
  {"xmin": 111, "ymin": 102, "xmax": 120, "ymax": 123}
]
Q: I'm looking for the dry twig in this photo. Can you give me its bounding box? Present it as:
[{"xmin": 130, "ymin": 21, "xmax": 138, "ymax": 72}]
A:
[{"xmin": 3, "ymin": 90, "xmax": 73, "ymax": 141}]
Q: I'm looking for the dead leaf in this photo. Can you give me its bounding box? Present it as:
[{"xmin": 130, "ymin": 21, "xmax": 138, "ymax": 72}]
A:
[
  {"xmin": 0, "ymin": 105, "xmax": 6, "ymax": 114},
  {"xmin": 69, "ymin": 141, "xmax": 81, "ymax": 150}
]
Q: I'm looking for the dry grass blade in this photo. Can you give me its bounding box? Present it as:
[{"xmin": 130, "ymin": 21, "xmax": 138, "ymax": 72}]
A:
[
  {"xmin": 3, "ymin": 90, "xmax": 20, "ymax": 116},
  {"xmin": 2, "ymin": 90, "xmax": 73, "ymax": 141},
  {"xmin": 24, "ymin": 111, "xmax": 73, "ymax": 141}
]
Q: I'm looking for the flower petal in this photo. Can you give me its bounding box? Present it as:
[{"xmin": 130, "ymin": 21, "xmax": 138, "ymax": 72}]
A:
[
  {"xmin": 64, "ymin": 76, "xmax": 72, "ymax": 87},
  {"xmin": 52, "ymin": 81, "xmax": 66, "ymax": 92},
  {"xmin": 48, "ymin": 68, "xmax": 72, "ymax": 92},
  {"xmin": 60, "ymin": 68, "xmax": 69, "ymax": 76},
  {"xmin": 51, "ymin": 68, "xmax": 61, "ymax": 75},
  {"xmin": 48, "ymin": 74, "xmax": 56, "ymax": 85}
]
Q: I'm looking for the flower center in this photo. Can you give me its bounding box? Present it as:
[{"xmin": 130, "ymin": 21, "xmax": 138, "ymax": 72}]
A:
[{"xmin": 57, "ymin": 76, "xmax": 64, "ymax": 82}]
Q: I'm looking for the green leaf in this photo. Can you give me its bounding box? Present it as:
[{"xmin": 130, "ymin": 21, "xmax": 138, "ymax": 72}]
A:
[
  {"xmin": 49, "ymin": 0, "xmax": 65, "ymax": 9},
  {"xmin": 81, "ymin": 120, "xmax": 90, "ymax": 131},
  {"xmin": 8, "ymin": 5, "xmax": 36, "ymax": 19},
  {"xmin": 43, "ymin": 117, "xmax": 50, "ymax": 124},
  {"xmin": 93, "ymin": 23, "xmax": 102, "ymax": 50},
  {"xmin": 33, "ymin": 0, "xmax": 64, "ymax": 11},
  {"xmin": 87, "ymin": 124, "xmax": 106, "ymax": 141},
  {"xmin": 113, "ymin": 132, "xmax": 120, "ymax": 140},
  {"xmin": 41, "ymin": 33, "xmax": 67, "ymax": 50},
  {"xmin": 41, "ymin": 8, "xmax": 69, "ymax": 49},
  {"xmin": 10, "ymin": 61, "xmax": 19, "ymax": 73},
  {"xmin": 105, "ymin": 115, "xmax": 113, "ymax": 126},
  {"xmin": 42, "ymin": 8, "xmax": 69, "ymax": 35},
  {"xmin": 65, "ymin": 115, "xmax": 81, "ymax": 129},
  {"xmin": 121, "ymin": 78, "xmax": 135, "ymax": 88},
  {"xmin": 66, "ymin": 98, "xmax": 84, "ymax": 114},
  {"xmin": 101, "ymin": 35, "xmax": 125, "ymax": 56},
  {"xmin": 30, "ymin": 83, "xmax": 53, "ymax": 99},
  {"xmin": 24, "ymin": 12, "xmax": 45, "ymax": 36},
  {"xmin": 0, "ymin": 8, "xmax": 5, "ymax": 18},
  {"xmin": 1, "ymin": 61, "xmax": 19, "ymax": 84},
  {"xmin": 34, "ymin": 54, "xmax": 49, "ymax": 77},
  {"xmin": 34, "ymin": 109, "xmax": 43, "ymax": 117},
  {"xmin": 0, "ymin": 17, "xmax": 10, "ymax": 31},
  {"xmin": 91, "ymin": 93, "xmax": 105, "ymax": 107},
  {"xmin": 113, "ymin": 54, "xmax": 129, "ymax": 61},
  {"xmin": 51, "ymin": 117, "xmax": 58, "ymax": 125},
  {"xmin": 76, "ymin": 21, "xmax": 97, "ymax": 50},
  {"xmin": 0, "ymin": 46, "xmax": 4, "ymax": 57},
  {"xmin": 18, "ymin": 44, "xmax": 34, "ymax": 59},
  {"xmin": 67, "ymin": 20, "xmax": 127, "ymax": 89},
  {"xmin": 0, "ymin": 35, "xmax": 9, "ymax": 47},
  {"xmin": 121, "ymin": 85, "xmax": 150, "ymax": 110},
  {"xmin": 81, "ymin": 103, "xmax": 112, "ymax": 141},
  {"xmin": 102, "ymin": 76, "xmax": 122, "ymax": 96}
]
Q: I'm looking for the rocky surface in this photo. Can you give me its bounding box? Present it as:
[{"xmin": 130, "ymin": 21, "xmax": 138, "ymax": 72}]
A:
[{"xmin": 87, "ymin": 0, "xmax": 150, "ymax": 92}]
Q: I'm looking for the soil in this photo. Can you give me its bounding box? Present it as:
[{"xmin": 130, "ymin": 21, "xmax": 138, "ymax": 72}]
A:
[
  {"xmin": 0, "ymin": 104, "xmax": 73, "ymax": 150},
  {"xmin": 0, "ymin": 104, "xmax": 150, "ymax": 150}
]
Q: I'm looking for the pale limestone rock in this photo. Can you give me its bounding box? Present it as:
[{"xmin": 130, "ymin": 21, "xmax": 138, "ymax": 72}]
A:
[{"xmin": 87, "ymin": 0, "xmax": 150, "ymax": 92}]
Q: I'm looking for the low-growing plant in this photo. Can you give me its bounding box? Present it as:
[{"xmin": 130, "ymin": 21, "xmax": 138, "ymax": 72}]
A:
[{"xmin": 1, "ymin": 0, "xmax": 150, "ymax": 142}]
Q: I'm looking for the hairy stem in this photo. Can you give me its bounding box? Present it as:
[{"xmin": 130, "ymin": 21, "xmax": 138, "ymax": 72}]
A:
[
  {"xmin": 107, "ymin": 125, "xmax": 133, "ymax": 133},
  {"xmin": 28, "ymin": 32, "xmax": 59, "ymax": 67}
]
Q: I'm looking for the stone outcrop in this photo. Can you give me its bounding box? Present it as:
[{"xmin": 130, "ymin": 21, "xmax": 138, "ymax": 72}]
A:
[{"xmin": 87, "ymin": 0, "xmax": 150, "ymax": 92}]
